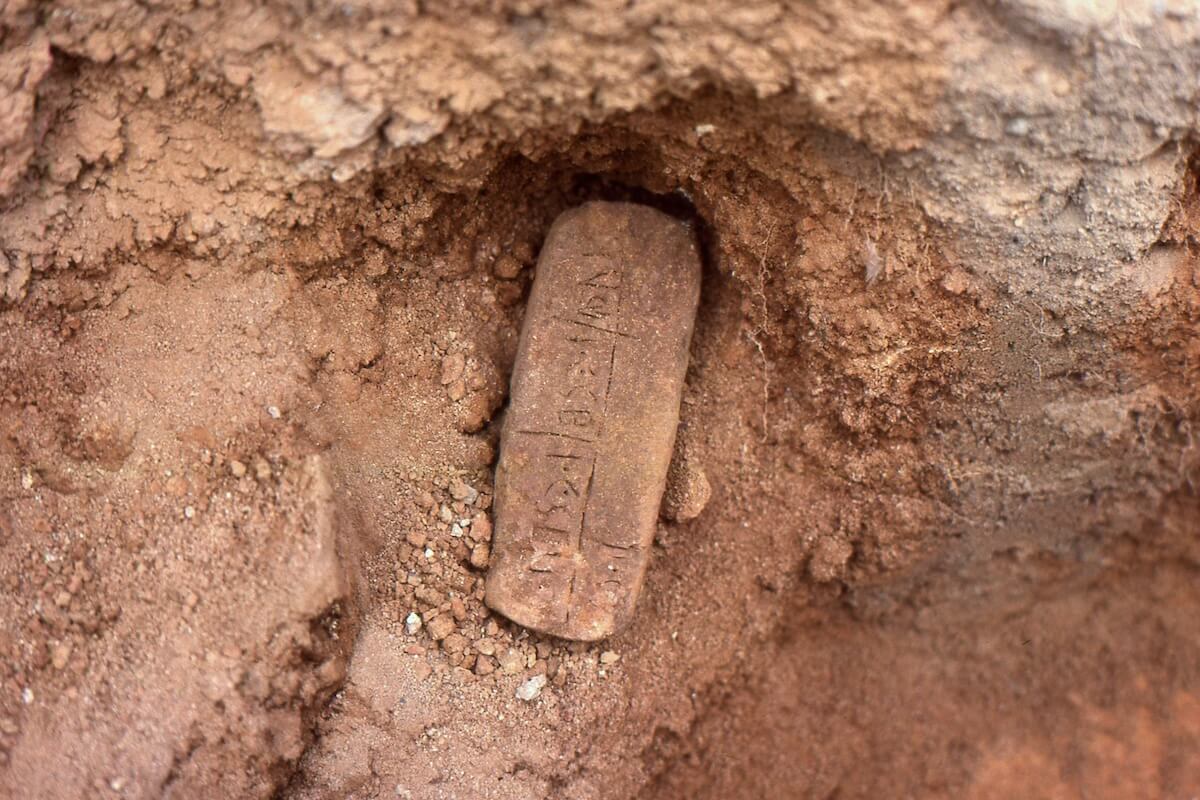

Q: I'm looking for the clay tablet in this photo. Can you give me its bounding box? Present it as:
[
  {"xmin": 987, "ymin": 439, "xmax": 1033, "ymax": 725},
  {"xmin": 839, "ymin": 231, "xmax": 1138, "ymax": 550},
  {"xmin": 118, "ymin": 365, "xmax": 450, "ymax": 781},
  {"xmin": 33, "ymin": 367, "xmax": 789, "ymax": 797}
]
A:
[{"xmin": 484, "ymin": 201, "xmax": 702, "ymax": 641}]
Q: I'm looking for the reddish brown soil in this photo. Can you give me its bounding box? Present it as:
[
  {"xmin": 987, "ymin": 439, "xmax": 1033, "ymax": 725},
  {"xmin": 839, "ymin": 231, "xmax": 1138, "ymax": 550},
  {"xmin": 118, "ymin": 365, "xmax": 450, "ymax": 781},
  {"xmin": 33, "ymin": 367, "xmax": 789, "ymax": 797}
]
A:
[{"xmin": 2, "ymin": 2, "xmax": 1200, "ymax": 799}]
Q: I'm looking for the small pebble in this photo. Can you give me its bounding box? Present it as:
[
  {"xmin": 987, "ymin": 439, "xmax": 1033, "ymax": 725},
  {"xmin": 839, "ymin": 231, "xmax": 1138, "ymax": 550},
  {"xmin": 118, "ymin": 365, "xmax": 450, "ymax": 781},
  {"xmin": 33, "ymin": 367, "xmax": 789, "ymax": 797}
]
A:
[
  {"xmin": 493, "ymin": 254, "xmax": 523, "ymax": 280},
  {"xmin": 427, "ymin": 615, "xmax": 455, "ymax": 641},
  {"xmin": 469, "ymin": 543, "xmax": 490, "ymax": 570},
  {"xmin": 440, "ymin": 353, "xmax": 465, "ymax": 385},
  {"xmin": 449, "ymin": 479, "xmax": 478, "ymax": 504},
  {"xmin": 474, "ymin": 655, "xmax": 495, "ymax": 676},
  {"xmin": 809, "ymin": 538, "xmax": 853, "ymax": 583},
  {"xmin": 405, "ymin": 612, "xmax": 422, "ymax": 635},
  {"xmin": 498, "ymin": 648, "xmax": 524, "ymax": 675},
  {"xmin": 1005, "ymin": 117, "xmax": 1030, "ymax": 137},
  {"xmin": 515, "ymin": 674, "xmax": 547, "ymax": 701},
  {"xmin": 267, "ymin": 405, "xmax": 281, "ymax": 419},
  {"xmin": 229, "ymin": 460, "xmax": 247, "ymax": 478},
  {"xmin": 405, "ymin": 530, "xmax": 427, "ymax": 548},
  {"xmin": 599, "ymin": 651, "xmax": 620, "ymax": 665},
  {"xmin": 471, "ymin": 514, "xmax": 492, "ymax": 541},
  {"xmin": 51, "ymin": 642, "xmax": 72, "ymax": 670}
]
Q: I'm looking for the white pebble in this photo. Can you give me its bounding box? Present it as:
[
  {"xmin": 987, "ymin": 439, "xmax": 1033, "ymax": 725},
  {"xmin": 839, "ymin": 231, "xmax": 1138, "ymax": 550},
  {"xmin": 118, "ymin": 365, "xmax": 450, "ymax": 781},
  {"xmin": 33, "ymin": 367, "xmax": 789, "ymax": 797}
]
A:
[
  {"xmin": 267, "ymin": 405, "xmax": 281, "ymax": 419},
  {"xmin": 515, "ymin": 674, "xmax": 547, "ymax": 701},
  {"xmin": 405, "ymin": 612, "xmax": 422, "ymax": 635},
  {"xmin": 1005, "ymin": 117, "xmax": 1030, "ymax": 137}
]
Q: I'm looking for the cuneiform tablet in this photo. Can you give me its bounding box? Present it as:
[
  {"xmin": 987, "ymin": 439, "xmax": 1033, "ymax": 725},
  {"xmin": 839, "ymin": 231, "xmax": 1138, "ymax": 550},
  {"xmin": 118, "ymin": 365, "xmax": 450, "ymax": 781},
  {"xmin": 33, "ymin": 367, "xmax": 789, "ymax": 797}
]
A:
[{"xmin": 484, "ymin": 201, "xmax": 702, "ymax": 641}]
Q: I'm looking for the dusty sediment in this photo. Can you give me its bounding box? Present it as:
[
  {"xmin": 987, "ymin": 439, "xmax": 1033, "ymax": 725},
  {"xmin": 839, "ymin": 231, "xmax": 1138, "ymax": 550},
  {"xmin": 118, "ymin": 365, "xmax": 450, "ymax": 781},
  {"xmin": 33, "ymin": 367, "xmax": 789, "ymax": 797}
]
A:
[{"xmin": 0, "ymin": 2, "xmax": 1198, "ymax": 798}]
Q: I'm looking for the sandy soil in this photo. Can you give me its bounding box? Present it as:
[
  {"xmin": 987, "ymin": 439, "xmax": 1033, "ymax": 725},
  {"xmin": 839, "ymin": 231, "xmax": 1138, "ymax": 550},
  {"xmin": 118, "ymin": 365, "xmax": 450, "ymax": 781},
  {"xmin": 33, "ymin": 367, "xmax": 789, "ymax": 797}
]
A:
[{"xmin": 1, "ymin": 1, "xmax": 1198, "ymax": 798}]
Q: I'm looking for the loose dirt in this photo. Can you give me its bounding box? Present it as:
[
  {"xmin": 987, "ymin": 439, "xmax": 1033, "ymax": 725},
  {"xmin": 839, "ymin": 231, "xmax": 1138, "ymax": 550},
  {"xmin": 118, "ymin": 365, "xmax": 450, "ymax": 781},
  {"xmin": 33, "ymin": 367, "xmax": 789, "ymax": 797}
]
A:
[{"xmin": 1, "ymin": 2, "xmax": 1199, "ymax": 799}]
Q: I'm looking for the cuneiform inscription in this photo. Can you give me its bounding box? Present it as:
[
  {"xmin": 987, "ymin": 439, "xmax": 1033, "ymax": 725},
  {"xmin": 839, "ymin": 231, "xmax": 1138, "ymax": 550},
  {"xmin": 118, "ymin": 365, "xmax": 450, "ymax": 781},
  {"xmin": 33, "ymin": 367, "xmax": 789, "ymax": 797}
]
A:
[
  {"xmin": 549, "ymin": 263, "xmax": 624, "ymax": 438},
  {"xmin": 516, "ymin": 265, "xmax": 620, "ymax": 609},
  {"xmin": 533, "ymin": 452, "xmax": 593, "ymax": 539},
  {"xmin": 553, "ymin": 334, "xmax": 615, "ymax": 436},
  {"xmin": 485, "ymin": 201, "xmax": 702, "ymax": 641}
]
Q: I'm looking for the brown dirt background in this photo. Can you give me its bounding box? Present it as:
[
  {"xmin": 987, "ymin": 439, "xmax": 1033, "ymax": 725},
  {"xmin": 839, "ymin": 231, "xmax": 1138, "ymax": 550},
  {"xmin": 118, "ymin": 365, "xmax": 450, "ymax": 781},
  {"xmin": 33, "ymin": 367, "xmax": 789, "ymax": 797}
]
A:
[{"xmin": 1, "ymin": 1, "xmax": 1199, "ymax": 798}]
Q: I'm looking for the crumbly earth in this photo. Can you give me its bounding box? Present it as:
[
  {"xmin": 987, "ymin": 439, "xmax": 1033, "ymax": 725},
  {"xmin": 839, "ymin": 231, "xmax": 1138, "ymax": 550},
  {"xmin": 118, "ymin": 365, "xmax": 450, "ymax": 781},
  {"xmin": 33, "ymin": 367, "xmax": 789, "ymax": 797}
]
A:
[{"xmin": 0, "ymin": 2, "xmax": 1198, "ymax": 799}]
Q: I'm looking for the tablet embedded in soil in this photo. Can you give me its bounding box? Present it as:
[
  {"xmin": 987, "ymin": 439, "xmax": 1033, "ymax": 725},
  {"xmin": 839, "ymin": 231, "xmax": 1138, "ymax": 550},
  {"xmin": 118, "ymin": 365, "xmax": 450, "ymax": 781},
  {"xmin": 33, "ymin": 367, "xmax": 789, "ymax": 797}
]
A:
[{"xmin": 484, "ymin": 201, "xmax": 702, "ymax": 641}]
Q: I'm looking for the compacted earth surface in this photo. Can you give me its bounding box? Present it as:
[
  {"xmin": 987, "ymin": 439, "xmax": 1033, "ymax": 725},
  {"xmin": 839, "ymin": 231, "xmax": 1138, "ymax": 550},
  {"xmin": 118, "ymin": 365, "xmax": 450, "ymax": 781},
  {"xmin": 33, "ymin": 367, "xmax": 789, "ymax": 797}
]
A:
[{"xmin": 1, "ymin": 2, "xmax": 1199, "ymax": 798}]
